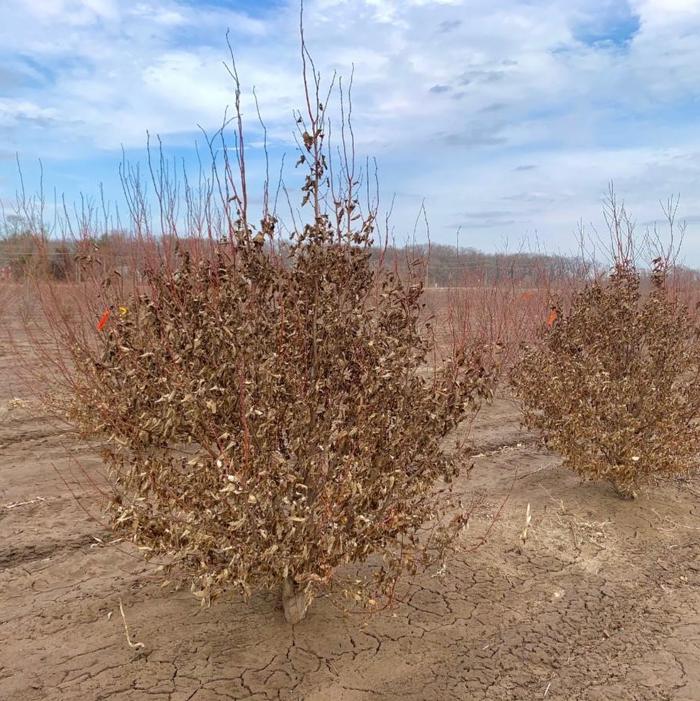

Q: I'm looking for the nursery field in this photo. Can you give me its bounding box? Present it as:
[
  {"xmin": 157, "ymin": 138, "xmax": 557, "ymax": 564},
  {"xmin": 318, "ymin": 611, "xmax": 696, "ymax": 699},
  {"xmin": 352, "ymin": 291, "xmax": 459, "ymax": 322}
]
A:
[{"xmin": 1, "ymin": 309, "xmax": 699, "ymax": 701}]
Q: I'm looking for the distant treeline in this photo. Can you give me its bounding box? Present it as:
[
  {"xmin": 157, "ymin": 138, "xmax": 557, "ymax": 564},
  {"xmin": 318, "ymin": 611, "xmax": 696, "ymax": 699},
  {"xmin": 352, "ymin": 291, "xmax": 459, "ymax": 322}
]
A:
[
  {"xmin": 2, "ymin": 231, "xmax": 698, "ymax": 288},
  {"xmin": 369, "ymin": 244, "xmax": 590, "ymax": 288}
]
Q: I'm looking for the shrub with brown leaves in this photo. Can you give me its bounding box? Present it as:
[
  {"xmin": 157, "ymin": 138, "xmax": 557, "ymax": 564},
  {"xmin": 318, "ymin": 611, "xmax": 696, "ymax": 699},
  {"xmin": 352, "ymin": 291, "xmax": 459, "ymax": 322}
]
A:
[
  {"xmin": 512, "ymin": 258, "xmax": 700, "ymax": 498},
  {"xmin": 65, "ymin": 223, "xmax": 492, "ymax": 621},
  {"xmin": 46, "ymin": 43, "xmax": 494, "ymax": 622}
]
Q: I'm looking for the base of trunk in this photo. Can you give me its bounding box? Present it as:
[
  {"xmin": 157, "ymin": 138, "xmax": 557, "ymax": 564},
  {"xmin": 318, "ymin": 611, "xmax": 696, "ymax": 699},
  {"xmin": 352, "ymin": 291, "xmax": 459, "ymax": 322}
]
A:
[
  {"xmin": 282, "ymin": 576, "xmax": 311, "ymax": 624},
  {"xmin": 612, "ymin": 481, "xmax": 637, "ymax": 500}
]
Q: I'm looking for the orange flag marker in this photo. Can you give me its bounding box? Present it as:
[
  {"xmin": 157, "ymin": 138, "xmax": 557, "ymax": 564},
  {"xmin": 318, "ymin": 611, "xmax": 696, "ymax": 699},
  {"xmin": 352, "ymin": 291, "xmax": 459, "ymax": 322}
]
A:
[{"xmin": 97, "ymin": 308, "xmax": 111, "ymax": 331}]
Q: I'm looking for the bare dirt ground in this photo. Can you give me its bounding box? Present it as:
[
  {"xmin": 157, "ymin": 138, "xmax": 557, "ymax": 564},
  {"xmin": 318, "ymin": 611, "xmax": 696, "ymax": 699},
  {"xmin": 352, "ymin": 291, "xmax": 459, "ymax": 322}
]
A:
[{"xmin": 1, "ymin": 318, "xmax": 699, "ymax": 700}]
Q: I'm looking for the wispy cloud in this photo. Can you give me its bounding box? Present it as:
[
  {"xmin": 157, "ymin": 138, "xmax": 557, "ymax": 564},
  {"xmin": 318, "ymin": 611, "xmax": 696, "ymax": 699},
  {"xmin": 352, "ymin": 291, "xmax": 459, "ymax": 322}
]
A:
[{"xmin": 1, "ymin": 0, "xmax": 700, "ymax": 261}]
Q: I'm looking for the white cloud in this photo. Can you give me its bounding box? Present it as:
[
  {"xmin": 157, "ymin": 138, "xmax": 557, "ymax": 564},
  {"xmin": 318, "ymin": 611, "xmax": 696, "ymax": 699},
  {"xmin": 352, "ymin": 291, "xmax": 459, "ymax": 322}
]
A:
[{"xmin": 0, "ymin": 98, "xmax": 59, "ymax": 126}]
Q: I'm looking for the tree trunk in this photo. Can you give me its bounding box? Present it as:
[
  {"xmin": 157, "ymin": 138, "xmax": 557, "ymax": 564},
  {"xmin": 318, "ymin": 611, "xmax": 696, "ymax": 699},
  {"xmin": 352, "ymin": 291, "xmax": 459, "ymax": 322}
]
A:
[
  {"xmin": 281, "ymin": 576, "xmax": 311, "ymax": 624},
  {"xmin": 612, "ymin": 479, "xmax": 637, "ymax": 500}
]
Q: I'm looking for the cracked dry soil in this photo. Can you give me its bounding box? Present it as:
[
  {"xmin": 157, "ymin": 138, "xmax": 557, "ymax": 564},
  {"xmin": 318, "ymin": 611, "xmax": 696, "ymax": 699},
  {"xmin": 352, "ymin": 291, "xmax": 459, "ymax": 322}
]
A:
[{"xmin": 1, "ymin": 339, "xmax": 699, "ymax": 701}]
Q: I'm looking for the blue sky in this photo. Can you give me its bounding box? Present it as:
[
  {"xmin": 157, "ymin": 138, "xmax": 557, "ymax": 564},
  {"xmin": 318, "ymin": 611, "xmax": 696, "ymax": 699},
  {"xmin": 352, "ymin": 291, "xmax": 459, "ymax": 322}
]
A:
[{"xmin": 1, "ymin": 0, "xmax": 700, "ymax": 261}]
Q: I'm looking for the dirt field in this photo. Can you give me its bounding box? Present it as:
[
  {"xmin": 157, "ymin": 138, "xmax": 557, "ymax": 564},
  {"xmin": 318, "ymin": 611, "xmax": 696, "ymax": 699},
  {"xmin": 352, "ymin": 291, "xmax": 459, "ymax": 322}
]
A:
[{"xmin": 1, "ymin": 321, "xmax": 699, "ymax": 700}]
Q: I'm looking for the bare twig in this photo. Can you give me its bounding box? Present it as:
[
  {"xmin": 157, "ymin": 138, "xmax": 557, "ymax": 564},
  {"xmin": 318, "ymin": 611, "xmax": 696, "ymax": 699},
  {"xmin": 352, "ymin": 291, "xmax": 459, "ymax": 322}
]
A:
[{"xmin": 118, "ymin": 599, "xmax": 145, "ymax": 651}]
